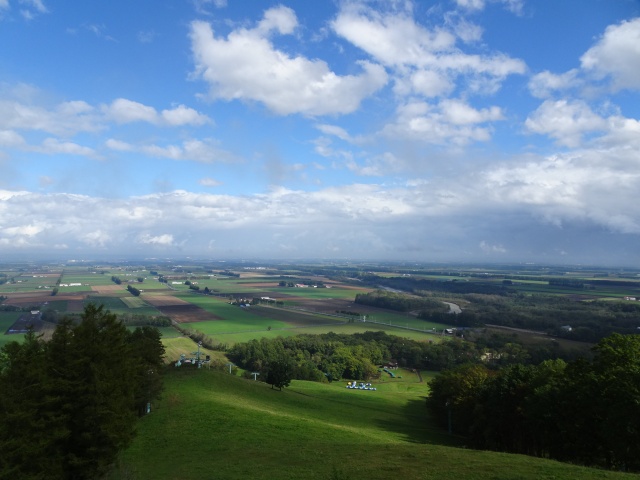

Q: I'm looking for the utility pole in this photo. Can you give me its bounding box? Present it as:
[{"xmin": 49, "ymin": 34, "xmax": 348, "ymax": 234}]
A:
[{"xmin": 251, "ymin": 372, "xmax": 260, "ymax": 381}]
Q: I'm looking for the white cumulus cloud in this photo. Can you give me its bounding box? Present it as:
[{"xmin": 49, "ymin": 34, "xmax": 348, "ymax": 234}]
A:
[
  {"xmin": 104, "ymin": 98, "xmax": 210, "ymax": 126},
  {"xmin": 189, "ymin": 7, "xmax": 388, "ymax": 116},
  {"xmin": 525, "ymin": 99, "xmax": 607, "ymax": 147},
  {"xmin": 332, "ymin": 4, "xmax": 525, "ymax": 96},
  {"xmin": 581, "ymin": 17, "xmax": 640, "ymax": 91},
  {"xmin": 383, "ymin": 99, "xmax": 503, "ymax": 144},
  {"xmin": 528, "ymin": 69, "xmax": 580, "ymax": 98}
]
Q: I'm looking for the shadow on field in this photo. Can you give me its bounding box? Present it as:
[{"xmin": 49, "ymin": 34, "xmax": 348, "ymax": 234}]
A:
[{"xmin": 375, "ymin": 396, "xmax": 464, "ymax": 447}]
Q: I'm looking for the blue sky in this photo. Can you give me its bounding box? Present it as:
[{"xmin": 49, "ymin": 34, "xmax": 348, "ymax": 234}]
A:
[{"xmin": 1, "ymin": 0, "xmax": 640, "ymax": 265}]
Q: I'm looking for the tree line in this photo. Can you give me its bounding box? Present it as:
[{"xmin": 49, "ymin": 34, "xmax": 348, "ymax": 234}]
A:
[
  {"xmin": 355, "ymin": 289, "xmax": 448, "ymax": 313},
  {"xmin": 0, "ymin": 304, "xmax": 165, "ymax": 479},
  {"xmin": 228, "ymin": 333, "xmax": 387, "ymax": 383},
  {"xmin": 427, "ymin": 333, "xmax": 640, "ymax": 471},
  {"xmin": 353, "ymin": 274, "xmax": 640, "ymax": 342},
  {"xmin": 358, "ymin": 273, "xmax": 512, "ymax": 296},
  {"xmin": 227, "ymin": 330, "xmax": 578, "ymax": 384}
]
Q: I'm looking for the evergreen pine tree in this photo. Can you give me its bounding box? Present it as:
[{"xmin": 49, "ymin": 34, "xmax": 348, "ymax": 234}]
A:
[{"xmin": 0, "ymin": 304, "xmax": 166, "ymax": 479}]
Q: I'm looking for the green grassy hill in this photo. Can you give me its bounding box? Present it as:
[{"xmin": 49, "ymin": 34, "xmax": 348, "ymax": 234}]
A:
[{"xmin": 117, "ymin": 369, "xmax": 639, "ymax": 480}]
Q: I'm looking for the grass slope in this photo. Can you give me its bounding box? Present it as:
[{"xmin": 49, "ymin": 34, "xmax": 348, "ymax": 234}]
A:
[{"xmin": 119, "ymin": 369, "xmax": 639, "ymax": 480}]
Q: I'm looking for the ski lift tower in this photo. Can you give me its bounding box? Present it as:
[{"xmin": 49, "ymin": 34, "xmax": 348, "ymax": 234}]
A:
[
  {"xmin": 226, "ymin": 362, "xmax": 235, "ymax": 374},
  {"xmin": 191, "ymin": 341, "xmax": 204, "ymax": 368}
]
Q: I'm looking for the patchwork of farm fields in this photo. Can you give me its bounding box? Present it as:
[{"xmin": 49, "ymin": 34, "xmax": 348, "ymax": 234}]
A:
[{"xmin": 0, "ymin": 266, "xmax": 449, "ymax": 352}]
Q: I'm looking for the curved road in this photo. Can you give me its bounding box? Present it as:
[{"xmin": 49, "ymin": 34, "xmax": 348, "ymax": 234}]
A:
[{"xmin": 442, "ymin": 301, "xmax": 462, "ymax": 314}]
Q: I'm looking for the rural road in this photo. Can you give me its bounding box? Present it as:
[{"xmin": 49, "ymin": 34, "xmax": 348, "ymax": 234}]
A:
[{"xmin": 442, "ymin": 301, "xmax": 462, "ymax": 314}]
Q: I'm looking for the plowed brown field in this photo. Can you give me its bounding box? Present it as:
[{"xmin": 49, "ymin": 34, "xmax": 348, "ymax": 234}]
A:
[
  {"xmin": 91, "ymin": 285, "xmax": 125, "ymax": 294},
  {"xmin": 2, "ymin": 292, "xmax": 87, "ymax": 306}
]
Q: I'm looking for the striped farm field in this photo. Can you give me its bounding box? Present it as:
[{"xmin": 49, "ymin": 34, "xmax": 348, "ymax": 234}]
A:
[
  {"xmin": 91, "ymin": 285, "xmax": 126, "ymax": 294},
  {"xmin": 141, "ymin": 294, "xmax": 192, "ymax": 307},
  {"xmin": 121, "ymin": 296, "xmax": 147, "ymax": 308}
]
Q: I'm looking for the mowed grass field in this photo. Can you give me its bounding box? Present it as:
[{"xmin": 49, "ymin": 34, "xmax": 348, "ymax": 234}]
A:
[
  {"xmin": 209, "ymin": 323, "xmax": 442, "ymax": 345},
  {"xmin": 117, "ymin": 368, "xmax": 639, "ymax": 480}
]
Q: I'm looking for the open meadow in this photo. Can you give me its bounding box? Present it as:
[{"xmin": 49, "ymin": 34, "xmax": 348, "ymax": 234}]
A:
[{"xmin": 116, "ymin": 368, "xmax": 640, "ymax": 480}]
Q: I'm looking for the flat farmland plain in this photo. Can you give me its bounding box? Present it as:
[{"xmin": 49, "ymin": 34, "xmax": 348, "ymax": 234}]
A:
[
  {"xmin": 150, "ymin": 278, "xmax": 449, "ymax": 345},
  {"xmin": 1, "ymin": 265, "xmax": 456, "ymax": 352},
  {"xmin": 246, "ymin": 305, "xmax": 347, "ymax": 326},
  {"xmin": 143, "ymin": 293, "xmax": 221, "ymax": 323}
]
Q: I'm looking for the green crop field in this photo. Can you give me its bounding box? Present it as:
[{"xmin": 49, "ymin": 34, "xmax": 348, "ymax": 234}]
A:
[
  {"xmin": 248, "ymin": 305, "xmax": 348, "ymax": 324},
  {"xmin": 46, "ymin": 300, "xmax": 68, "ymax": 311},
  {"xmin": 172, "ymin": 293, "xmax": 240, "ymax": 312},
  {"xmin": 156, "ymin": 326, "xmax": 182, "ymax": 339},
  {"xmin": 116, "ymin": 368, "xmax": 638, "ymax": 480},
  {"xmin": 85, "ymin": 296, "xmax": 128, "ymax": 310},
  {"xmin": 208, "ymin": 323, "xmax": 443, "ymax": 345},
  {"xmin": 278, "ymin": 286, "xmax": 370, "ymax": 300},
  {"xmin": 60, "ymin": 273, "xmax": 115, "ymax": 286},
  {"xmin": 120, "ymin": 296, "xmax": 147, "ymax": 308},
  {"xmin": 0, "ymin": 333, "xmax": 23, "ymax": 349},
  {"xmin": 0, "ymin": 313, "xmax": 23, "ymax": 349},
  {"xmin": 136, "ymin": 282, "xmax": 170, "ymax": 291},
  {"xmin": 362, "ymin": 312, "xmax": 451, "ymax": 331},
  {"xmin": 182, "ymin": 316, "xmax": 291, "ymax": 335},
  {"xmin": 127, "ymin": 307, "xmax": 164, "ymax": 316}
]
